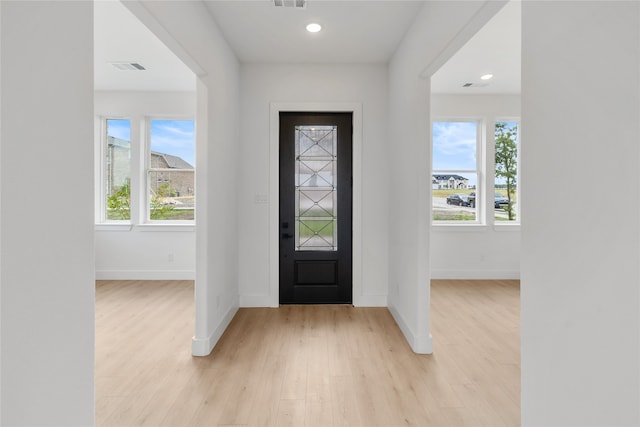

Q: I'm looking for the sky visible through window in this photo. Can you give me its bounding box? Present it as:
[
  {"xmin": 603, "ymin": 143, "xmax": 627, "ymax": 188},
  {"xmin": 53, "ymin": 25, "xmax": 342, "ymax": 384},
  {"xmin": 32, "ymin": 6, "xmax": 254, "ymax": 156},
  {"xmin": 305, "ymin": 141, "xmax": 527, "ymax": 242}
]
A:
[
  {"xmin": 150, "ymin": 120, "xmax": 195, "ymax": 167},
  {"xmin": 107, "ymin": 119, "xmax": 130, "ymax": 141},
  {"xmin": 106, "ymin": 119, "xmax": 195, "ymax": 167},
  {"xmin": 432, "ymin": 121, "xmax": 477, "ymax": 187}
]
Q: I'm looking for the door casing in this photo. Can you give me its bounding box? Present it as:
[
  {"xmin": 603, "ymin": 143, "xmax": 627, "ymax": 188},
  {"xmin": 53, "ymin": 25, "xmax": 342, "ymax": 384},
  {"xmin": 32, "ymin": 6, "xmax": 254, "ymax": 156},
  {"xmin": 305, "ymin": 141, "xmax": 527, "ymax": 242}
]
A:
[{"xmin": 269, "ymin": 103, "xmax": 363, "ymax": 307}]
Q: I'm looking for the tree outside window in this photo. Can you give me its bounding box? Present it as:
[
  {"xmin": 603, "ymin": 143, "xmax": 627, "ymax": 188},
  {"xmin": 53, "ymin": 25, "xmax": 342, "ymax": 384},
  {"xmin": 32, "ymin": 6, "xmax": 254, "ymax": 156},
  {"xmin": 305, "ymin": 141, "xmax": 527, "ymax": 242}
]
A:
[{"xmin": 494, "ymin": 121, "xmax": 519, "ymax": 222}]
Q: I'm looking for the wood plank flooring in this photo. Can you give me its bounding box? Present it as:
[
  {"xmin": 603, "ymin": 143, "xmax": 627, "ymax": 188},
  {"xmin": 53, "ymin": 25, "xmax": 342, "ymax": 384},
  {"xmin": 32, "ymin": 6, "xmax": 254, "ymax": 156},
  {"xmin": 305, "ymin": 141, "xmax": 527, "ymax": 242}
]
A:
[{"xmin": 96, "ymin": 279, "xmax": 520, "ymax": 426}]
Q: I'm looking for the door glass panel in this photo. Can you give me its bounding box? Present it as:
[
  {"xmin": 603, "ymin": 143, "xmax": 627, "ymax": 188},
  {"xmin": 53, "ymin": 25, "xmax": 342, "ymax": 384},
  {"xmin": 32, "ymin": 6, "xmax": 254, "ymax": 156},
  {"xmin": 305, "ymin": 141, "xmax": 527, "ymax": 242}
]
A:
[{"xmin": 295, "ymin": 125, "xmax": 337, "ymax": 251}]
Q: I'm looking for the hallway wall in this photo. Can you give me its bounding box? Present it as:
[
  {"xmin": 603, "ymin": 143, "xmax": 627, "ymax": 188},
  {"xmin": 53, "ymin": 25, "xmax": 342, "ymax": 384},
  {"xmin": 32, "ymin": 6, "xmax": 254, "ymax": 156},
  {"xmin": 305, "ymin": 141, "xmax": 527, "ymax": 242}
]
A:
[
  {"xmin": 239, "ymin": 63, "xmax": 389, "ymax": 307},
  {"xmin": 126, "ymin": 1, "xmax": 241, "ymax": 356},
  {"xmin": 521, "ymin": 2, "xmax": 640, "ymax": 425},
  {"xmin": 387, "ymin": 0, "xmax": 507, "ymax": 354}
]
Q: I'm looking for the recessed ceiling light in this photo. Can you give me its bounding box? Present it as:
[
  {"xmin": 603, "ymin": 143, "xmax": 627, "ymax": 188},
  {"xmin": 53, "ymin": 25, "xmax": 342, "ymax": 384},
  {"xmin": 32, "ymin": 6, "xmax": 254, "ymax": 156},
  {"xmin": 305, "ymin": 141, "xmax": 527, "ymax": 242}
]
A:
[
  {"xmin": 480, "ymin": 74, "xmax": 494, "ymax": 80},
  {"xmin": 306, "ymin": 23, "xmax": 322, "ymax": 33}
]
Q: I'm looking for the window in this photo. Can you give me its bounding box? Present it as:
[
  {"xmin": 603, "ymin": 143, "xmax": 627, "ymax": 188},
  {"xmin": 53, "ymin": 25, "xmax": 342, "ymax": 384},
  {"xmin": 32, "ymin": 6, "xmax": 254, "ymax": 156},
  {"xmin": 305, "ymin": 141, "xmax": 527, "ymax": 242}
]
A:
[
  {"xmin": 147, "ymin": 119, "xmax": 195, "ymax": 221},
  {"xmin": 494, "ymin": 121, "xmax": 519, "ymax": 223},
  {"xmin": 432, "ymin": 121, "xmax": 480, "ymax": 222},
  {"xmin": 104, "ymin": 119, "xmax": 131, "ymax": 221},
  {"xmin": 98, "ymin": 117, "xmax": 195, "ymax": 225}
]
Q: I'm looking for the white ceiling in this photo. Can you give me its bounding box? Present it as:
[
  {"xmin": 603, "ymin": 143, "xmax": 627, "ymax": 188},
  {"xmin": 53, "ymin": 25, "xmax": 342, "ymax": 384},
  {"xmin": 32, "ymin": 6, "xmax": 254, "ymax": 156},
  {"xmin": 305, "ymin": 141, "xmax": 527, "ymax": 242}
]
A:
[
  {"xmin": 94, "ymin": 0, "xmax": 196, "ymax": 92},
  {"xmin": 204, "ymin": 0, "xmax": 424, "ymax": 64},
  {"xmin": 94, "ymin": 0, "xmax": 520, "ymax": 95},
  {"xmin": 431, "ymin": 1, "xmax": 521, "ymax": 94}
]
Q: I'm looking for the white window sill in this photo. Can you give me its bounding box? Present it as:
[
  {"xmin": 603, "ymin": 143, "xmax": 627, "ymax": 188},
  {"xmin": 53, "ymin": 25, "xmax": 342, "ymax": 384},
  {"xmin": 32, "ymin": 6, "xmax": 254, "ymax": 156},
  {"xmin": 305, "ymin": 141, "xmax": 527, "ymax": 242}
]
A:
[
  {"xmin": 134, "ymin": 223, "xmax": 195, "ymax": 232},
  {"xmin": 95, "ymin": 223, "xmax": 195, "ymax": 232},
  {"xmin": 432, "ymin": 223, "xmax": 521, "ymax": 232},
  {"xmin": 432, "ymin": 223, "xmax": 488, "ymax": 232}
]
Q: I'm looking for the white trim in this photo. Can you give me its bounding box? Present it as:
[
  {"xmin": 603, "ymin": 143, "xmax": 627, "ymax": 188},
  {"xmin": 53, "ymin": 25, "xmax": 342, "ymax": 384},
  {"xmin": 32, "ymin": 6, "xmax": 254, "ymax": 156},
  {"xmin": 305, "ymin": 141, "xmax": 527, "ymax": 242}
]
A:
[
  {"xmin": 133, "ymin": 224, "xmax": 195, "ymax": 232},
  {"xmin": 95, "ymin": 224, "xmax": 196, "ymax": 232},
  {"xmin": 95, "ymin": 116, "xmax": 106, "ymax": 224},
  {"xmin": 388, "ymin": 304, "xmax": 433, "ymax": 354},
  {"xmin": 238, "ymin": 293, "xmax": 389, "ymax": 308},
  {"xmin": 95, "ymin": 269, "xmax": 195, "ymax": 280},
  {"xmin": 430, "ymin": 270, "xmax": 520, "ymax": 280},
  {"xmin": 194, "ymin": 79, "xmax": 210, "ymax": 354},
  {"xmin": 269, "ymin": 102, "xmax": 363, "ymax": 308},
  {"xmin": 191, "ymin": 303, "xmax": 238, "ymax": 357},
  {"xmin": 432, "ymin": 224, "xmax": 488, "ymax": 232}
]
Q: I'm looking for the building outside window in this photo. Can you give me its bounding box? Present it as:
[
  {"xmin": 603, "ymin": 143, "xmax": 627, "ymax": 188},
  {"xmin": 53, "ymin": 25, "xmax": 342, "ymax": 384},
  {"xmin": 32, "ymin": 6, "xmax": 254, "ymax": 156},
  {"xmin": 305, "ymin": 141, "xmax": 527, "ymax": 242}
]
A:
[
  {"xmin": 432, "ymin": 120, "xmax": 480, "ymax": 222},
  {"xmin": 147, "ymin": 119, "xmax": 195, "ymax": 221},
  {"xmin": 98, "ymin": 117, "xmax": 195, "ymax": 224},
  {"xmin": 104, "ymin": 119, "xmax": 131, "ymax": 221}
]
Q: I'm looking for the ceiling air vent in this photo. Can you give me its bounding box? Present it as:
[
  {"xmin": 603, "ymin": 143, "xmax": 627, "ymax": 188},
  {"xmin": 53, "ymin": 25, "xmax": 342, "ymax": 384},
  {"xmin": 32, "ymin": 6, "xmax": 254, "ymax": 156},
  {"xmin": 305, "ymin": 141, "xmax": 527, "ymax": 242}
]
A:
[
  {"xmin": 462, "ymin": 82, "xmax": 489, "ymax": 88},
  {"xmin": 110, "ymin": 62, "xmax": 146, "ymax": 71},
  {"xmin": 273, "ymin": 0, "xmax": 306, "ymax": 8}
]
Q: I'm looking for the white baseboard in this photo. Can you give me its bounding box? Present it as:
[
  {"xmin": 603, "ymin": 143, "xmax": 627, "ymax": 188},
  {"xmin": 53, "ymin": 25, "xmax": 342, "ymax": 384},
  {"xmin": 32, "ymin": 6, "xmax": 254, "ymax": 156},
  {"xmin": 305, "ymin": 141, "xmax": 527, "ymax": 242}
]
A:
[
  {"xmin": 192, "ymin": 302, "xmax": 239, "ymax": 356},
  {"xmin": 239, "ymin": 294, "xmax": 388, "ymax": 308},
  {"xmin": 387, "ymin": 303, "xmax": 433, "ymax": 354},
  {"xmin": 95, "ymin": 270, "xmax": 195, "ymax": 281},
  {"xmin": 430, "ymin": 270, "xmax": 520, "ymax": 280}
]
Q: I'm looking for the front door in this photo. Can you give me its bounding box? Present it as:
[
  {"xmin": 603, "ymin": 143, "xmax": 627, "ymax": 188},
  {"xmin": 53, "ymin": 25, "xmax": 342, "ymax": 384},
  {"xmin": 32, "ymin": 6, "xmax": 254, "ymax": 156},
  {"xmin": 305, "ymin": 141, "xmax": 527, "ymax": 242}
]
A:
[{"xmin": 279, "ymin": 112, "xmax": 353, "ymax": 304}]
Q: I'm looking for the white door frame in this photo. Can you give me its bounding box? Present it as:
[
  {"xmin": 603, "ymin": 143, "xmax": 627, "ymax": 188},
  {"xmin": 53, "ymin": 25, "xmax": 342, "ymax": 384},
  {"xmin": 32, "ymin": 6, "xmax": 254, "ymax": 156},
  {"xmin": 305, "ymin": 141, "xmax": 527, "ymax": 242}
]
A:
[{"xmin": 269, "ymin": 102, "xmax": 363, "ymax": 307}]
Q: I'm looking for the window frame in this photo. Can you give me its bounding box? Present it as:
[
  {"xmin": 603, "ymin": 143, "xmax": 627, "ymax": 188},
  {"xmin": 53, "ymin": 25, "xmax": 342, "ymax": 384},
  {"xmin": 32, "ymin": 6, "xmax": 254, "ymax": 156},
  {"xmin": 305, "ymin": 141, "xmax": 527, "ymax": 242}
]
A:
[
  {"xmin": 431, "ymin": 118, "xmax": 485, "ymax": 226},
  {"xmin": 144, "ymin": 116, "xmax": 196, "ymax": 225},
  {"xmin": 96, "ymin": 115, "xmax": 196, "ymax": 229},
  {"xmin": 98, "ymin": 116, "xmax": 132, "ymax": 225}
]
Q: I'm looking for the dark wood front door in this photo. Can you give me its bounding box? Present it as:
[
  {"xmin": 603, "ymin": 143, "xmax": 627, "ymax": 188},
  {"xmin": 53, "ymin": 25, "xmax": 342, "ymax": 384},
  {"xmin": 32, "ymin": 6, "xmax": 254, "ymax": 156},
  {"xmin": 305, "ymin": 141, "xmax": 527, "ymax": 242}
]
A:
[{"xmin": 279, "ymin": 112, "xmax": 353, "ymax": 304}]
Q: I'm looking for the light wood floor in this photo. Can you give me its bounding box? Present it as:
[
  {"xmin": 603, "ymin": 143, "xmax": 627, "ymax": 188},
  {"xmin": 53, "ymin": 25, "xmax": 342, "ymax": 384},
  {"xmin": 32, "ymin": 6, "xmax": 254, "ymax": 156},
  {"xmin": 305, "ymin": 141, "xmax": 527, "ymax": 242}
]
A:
[{"xmin": 96, "ymin": 279, "xmax": 520, "ymax": 426}]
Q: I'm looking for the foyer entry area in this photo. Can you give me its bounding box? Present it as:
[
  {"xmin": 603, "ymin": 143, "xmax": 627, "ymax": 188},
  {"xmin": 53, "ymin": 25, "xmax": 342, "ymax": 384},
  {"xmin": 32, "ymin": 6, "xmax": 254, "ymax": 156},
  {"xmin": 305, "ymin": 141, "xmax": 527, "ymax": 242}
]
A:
[{"xmin": 96, "ymin": 279, "xmax": 519, "ymax": 425}]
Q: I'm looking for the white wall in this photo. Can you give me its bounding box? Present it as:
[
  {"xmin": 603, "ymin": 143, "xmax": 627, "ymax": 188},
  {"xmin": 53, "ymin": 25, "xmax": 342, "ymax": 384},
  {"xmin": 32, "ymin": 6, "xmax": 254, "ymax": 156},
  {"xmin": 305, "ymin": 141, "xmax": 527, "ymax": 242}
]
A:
[
  {"xmin": 239, "ymin": 64, "xmax": 389, "ymax": 307},
  {"xmin": 95, "ymin": 230, "xmax": 195, "ymax": 280},
  {"xmin": 431, "ymin": 94, "xmax": 520, "ymax": 279},
  {"xmin": 387, "ymin": 1, "xmax": 506, "ymax": 354},
  {"xmin": 1, "ymin": 2, "xmax": 94, "ymax": 425},
  {"xmin": 0, "ymin": 3, "xmax": 3, "ymax": 420},
  {"xmin": 127, "ymin": 1, "xmax": 241, "ymax": 356},
  {"xmin": 521, "ymin": 2, "xmax": 639, "ymax": 425},
  {"xmin": 94, "ymin": 91, "xmax": 196, "ymax": 280}
]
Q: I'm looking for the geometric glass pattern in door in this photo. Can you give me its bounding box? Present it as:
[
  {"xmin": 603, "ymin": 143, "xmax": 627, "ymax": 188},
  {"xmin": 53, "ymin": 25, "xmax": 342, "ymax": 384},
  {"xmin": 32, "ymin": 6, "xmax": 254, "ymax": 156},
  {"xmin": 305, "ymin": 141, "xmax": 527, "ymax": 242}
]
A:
[{"xmin": 295, "ymin": 125, "xmax": 337, "ymax": 251}]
